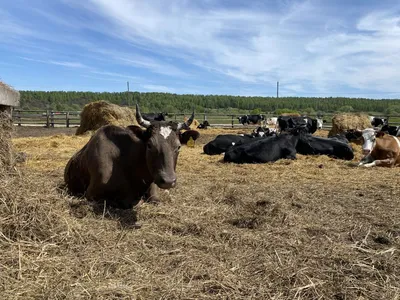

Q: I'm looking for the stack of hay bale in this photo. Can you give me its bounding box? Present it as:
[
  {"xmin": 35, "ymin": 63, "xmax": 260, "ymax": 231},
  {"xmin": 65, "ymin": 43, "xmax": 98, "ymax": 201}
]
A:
[
  {"xmin": 0, "ymin": 110, "xmax": 14, "ymax": 172},
  {"xmin": 76, "ymin": 100, "xmax": 138, "ymax": 135},
  {"xmin": 328, "ymin": 113, "xmax": 371, "ymax": 136},
  {"xmin": 0, "ymin": 81, "xmax": 20, "ymax": 173}
]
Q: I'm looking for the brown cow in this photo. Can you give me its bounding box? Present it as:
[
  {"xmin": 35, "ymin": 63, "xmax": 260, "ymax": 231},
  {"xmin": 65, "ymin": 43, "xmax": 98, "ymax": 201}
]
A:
[
  {"xmin": 64, "ymin": 104, "xmax": 194, "ymax": 209},
  {"xmin": 358, "ymin": 128, "xmax": 400, "ymax": 167}
]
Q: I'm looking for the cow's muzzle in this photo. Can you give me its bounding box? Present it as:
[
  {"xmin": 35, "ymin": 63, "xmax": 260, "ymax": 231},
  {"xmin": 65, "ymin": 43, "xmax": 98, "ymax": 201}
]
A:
[
  {"xmin": 155, "ymin": 176, "xmax": 177, "ymax": 189},
  {"xmin": 362, "ymin": 149, "xmax": 371, "ymax": 156}
]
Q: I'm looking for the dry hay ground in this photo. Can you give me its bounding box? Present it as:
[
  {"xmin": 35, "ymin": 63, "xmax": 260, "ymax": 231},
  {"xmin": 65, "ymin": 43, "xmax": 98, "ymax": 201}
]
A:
[{"xmin": 1, "ymin": 128, "xmax": 400, "ymax": 299}]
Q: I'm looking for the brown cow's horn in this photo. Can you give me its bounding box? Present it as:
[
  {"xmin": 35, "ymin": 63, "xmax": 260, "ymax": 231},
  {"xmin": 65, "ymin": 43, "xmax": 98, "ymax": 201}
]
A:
[
  {"xmin": 135, "ymin": 104, "xmax": 151, "ymax": 128},
  {"xmin": 177, "ymin": 111, "xmax": 195, "ymax": 130}
]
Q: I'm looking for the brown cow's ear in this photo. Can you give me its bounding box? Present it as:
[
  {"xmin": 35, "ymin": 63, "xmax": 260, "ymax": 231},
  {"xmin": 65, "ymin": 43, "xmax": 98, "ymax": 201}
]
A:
[{"xmin": 376, "ymin": 131, "xmax": 385, "ymax": 138}]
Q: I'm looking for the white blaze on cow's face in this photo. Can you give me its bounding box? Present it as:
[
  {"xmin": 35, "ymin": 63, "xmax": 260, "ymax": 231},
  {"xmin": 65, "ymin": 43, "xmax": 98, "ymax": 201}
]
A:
[
  {"xmin": 361, "ymin": 128, "xmax": 376, "ymax": 155},
  {"xmin": 159, "ymin": 126, "xmax": 172, "ymax": 139}
]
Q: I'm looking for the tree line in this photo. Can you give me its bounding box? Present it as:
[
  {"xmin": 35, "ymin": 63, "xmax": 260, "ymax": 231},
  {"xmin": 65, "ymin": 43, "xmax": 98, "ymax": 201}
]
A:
[{"xmin": 18, "ymin": 90, "xmax": 400, "ymax": 115}]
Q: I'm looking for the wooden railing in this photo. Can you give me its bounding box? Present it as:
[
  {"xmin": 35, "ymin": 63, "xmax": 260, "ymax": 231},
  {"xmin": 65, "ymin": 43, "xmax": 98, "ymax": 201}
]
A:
[
  {"xmin": 12, "ymin": 110, "xmax": 81, "ymax": 128},
  {"xmin": 11, "ymin": 110, "xmax": 400, "ymax": 129}
]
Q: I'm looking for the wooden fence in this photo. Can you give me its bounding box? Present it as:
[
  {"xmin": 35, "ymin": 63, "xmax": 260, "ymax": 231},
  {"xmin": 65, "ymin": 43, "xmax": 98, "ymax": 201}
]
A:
[
  {"xmin": 10, "ymin": 110, "xmax": 400, "ymax": 129},
  {"xmin": 12, "ymin": 110, "xmax": 81, "ymax": 128}
]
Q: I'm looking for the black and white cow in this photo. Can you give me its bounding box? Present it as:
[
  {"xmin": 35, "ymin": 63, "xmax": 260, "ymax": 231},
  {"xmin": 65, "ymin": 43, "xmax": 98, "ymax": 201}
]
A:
[
  {"xmin": 296, "ymin": 134, "xmax": 354, "ymax": 160},
  {"xmin": 203, "ymin": 134, "xmax": 261, "ymax": 155},
  {"xmin": 266, "ymin": 117, "xmax": 278, "ymax": 126},
  {"xmin": 142, "ymin": 112, "xmax": 168, "ymax": 122},
  {"xmin": 251, "ymin": 126, "xmax": 277, "ymax": 138},
  {"xmin": 380, "ymin": 123, "xmax": 400, "ymax": 136},
  {"xmin": 369, "ymin": 116, "xmax": 387, "ymax": 127},
  {"xmin": 197, "ymin": 120, "xmax": 210, "ymax": 129},
  {"xmin": 316, "ymin": 118, "xmax": 326, "ymax": 129},
  {"xmin": 328, "ymin": 134, "xmax": 350, "ymax": 144},
  {"xmin": 277, "ymin": 116, "xmax": 318, "ymax": 134},
  {"xmin": 223, "ymin": 132, "xmax": 300, "ymax": 164},
  {"xmin": 203, "ymin": 134, "xmax": 264, "ymax": 155},
  {"xmin": 238, "ymin": 114, "xmax": 265, "ymax": 125}
]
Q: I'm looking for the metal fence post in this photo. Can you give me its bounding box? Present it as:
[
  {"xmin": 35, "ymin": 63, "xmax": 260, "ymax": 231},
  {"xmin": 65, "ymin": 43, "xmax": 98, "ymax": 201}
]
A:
[{"xmin": 231, "ymin": 115, "xmax": 234, "ymax": 128}]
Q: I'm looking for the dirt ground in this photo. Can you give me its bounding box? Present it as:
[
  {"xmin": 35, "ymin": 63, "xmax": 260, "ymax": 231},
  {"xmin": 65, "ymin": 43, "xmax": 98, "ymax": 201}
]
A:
[
  {"xmin": 12, "ymin": 126, "xmax": 77, "ymax": 138},
  {"xmin": 1, "ymin": 126, "xmax": 399, "ymax": 299}
]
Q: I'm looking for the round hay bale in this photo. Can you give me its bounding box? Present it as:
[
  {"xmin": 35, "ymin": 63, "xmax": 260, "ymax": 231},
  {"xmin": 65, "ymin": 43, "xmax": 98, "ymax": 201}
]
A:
[
  {"xmin": 76, "ymin": 101, "xmax": 138, "ymax": 135},
  {"xmin": 329, "ymin": 113, "xmax": 371, "ymax": 136},
  {"xmin": 0, "ymin": 110, "xmax": 14, "ymax": 173}
]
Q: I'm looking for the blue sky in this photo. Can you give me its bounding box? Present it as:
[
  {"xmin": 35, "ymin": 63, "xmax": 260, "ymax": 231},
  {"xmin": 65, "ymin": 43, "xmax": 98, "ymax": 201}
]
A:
[{"xmin": 1, "ymin": 0, "xmax": 400, "ymax": 98}]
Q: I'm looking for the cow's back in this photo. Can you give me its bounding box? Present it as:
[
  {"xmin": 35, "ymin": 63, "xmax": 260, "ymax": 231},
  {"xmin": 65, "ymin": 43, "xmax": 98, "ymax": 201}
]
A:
[
  {"xmin": 224, "ymin": 135, "xmax": 297, "ymax": 163},
  {"xmin": 85, "ymin": 125, "xmax": 144, "ymax": 179},
  {"xmin": 65, "ymin": 125, "xmax": 146, "ymax": 197},
  {"xmin": 203, "ymin": 134, "xmax": 253, "ymax": 155}
]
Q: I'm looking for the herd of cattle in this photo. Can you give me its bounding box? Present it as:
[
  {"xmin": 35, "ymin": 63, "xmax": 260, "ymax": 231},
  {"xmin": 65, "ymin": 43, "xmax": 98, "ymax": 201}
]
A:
[
  {"xmin": 203, "ymin": 115, "xmax": 353, "ymax": 163},
  {"xmin": 63, "ymin": 108, "xmax": 400, "ymax": 209}
]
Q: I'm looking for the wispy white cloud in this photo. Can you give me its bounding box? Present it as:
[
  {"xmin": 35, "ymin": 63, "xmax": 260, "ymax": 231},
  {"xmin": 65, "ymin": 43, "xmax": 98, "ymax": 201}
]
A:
[
  {"xmin": 70, "ymin": 0, "xmax": 400, "ymax": 94},
  {"xmin": 89, "ymin": 70, "xmax": 140, "ymax": 81},
  {"xmin": 2, "ymin": 1, "xmax": 400, "ymax": 97},
  {"xmin": 142, "ymin": 84, "xmax": 175, "ymax": 93},
  {"xmin": 20, "ymin": 57, "xmax": 88, "ymax": 68}
]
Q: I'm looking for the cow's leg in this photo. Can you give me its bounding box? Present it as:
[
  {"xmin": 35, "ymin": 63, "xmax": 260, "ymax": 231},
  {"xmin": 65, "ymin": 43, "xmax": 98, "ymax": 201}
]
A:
[
  {"xmin": 358, "ymin": 154, "xmax": 374, "ymax": 166},
  {"xmin": 361, "ymin": 158, "xmax": 395, "ymax": 168},
  {"xmin": 117, "ymin": 178, "xmax": 144, "ymax": 209},
  {"xmin": 144, "ymin": 183, "xmax": 161, "ymax": 205},
  {"xmin": 361, "ymin": 161, "xmax": 377, "ymax": 167},
  {"xmin": 86, "ymin": 176, "xmax": 107, "ymax": 202},
  {"xmin": 373, "ymin": 158, "xmax": 396, "ymax": 167}
]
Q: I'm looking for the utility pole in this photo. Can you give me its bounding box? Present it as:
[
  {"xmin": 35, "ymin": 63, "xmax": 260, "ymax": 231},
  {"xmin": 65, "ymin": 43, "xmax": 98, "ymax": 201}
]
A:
[
  {"xmin": 277, "ymin": 81, "xmax": 279, "ymax": 98},
  {"xmin": 127, "ymin": 81, "xmax": 130, "ymax": 106}
]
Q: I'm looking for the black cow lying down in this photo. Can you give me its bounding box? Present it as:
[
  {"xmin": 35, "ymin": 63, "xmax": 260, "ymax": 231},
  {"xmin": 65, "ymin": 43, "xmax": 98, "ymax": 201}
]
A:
[
  {"xmin": 296, "ymin": 135, "xmax": 354, "ymax": 160},
  {"xmin": 203, "ymin": 134, "xmax": 259, "ymax": 155},
  {"xmin": 381, "ymin": 123, "xmax": 400, "ymax": 136},
  {"xmin": 223, "ymin": 130, "xmax": 354, "ymax": 164},
  {"xmin": 197, "ymin": 120, "xmax": 210, "ymax": 129},
  {"xmin": 328, "ymin": 134, "xmax": 349, "ymax": 144},
  {"xmin": 224, "ymin": 132, "xmax": 299, "ymax": 164},
  {"xmin": 64, "ymin": 104, "xmax": 194, "ymax": 209}
]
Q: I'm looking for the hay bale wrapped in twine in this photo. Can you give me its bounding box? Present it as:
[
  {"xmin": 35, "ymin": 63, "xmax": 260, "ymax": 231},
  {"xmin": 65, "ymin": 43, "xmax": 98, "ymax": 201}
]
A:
[
  {"xmin": 329, "ymin": 113, "xmax": 371, "ymax": 136},
  {"xmin": 0, "ymin": 110, "xmax": 14, "ymax": 173},
  {"xmin": 76, "ymin": 100, "xmax": 138, "ymax": 135}
]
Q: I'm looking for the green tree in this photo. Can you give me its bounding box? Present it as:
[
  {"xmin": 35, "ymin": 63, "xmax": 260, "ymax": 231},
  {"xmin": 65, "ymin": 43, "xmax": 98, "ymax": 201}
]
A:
[
  {"xmin": 251, "ymin": 108, "xmax": 262, "ymax": 114},
  {"xmin": 338, "ymin": 105, "xmax": 354, "ymax": 112}
]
